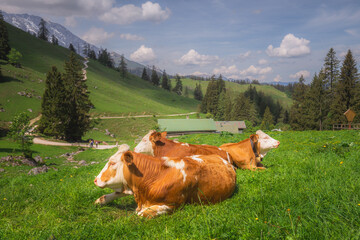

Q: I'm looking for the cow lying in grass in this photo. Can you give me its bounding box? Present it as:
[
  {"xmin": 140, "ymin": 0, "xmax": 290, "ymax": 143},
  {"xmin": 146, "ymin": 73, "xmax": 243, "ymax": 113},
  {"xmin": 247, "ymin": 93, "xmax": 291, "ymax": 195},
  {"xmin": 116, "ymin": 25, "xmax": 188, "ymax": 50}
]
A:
[
  {"xmin": 134, "ymin": 130, "xmax": 279, "ymax": 171},
  {"xmin": 94, "ymin": 144, "xmax": 236, "ymax": 218},
  {"xmin": 134, "ymin": 130, "xmax": 232, "ymax": 164}
]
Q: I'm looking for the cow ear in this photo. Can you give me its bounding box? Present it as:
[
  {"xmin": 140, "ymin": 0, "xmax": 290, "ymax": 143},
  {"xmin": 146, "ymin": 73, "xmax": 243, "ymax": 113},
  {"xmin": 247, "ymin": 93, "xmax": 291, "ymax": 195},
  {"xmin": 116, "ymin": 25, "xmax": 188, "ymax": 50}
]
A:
[
  {"xmin": 150, "ymin": 132, "xmax": 162, "ymax": 143},
  {"xmin": 122, "ymin": 151, "xmax": 133, "ymax": 166},
  {"xmin": 250, "ymin": 134, "xmax": 259, "ymax": 142},
  {"xmin": 161, "ymin": 132, "xmax": 167, "ymax": 138}
]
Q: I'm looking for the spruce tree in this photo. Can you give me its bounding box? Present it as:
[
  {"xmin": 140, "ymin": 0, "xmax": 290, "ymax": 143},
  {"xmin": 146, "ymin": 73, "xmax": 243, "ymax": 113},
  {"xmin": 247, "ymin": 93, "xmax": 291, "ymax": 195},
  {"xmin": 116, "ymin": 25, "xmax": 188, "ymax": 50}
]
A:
[
  {"xmin": 39, "ymin": 66, "xmax": 66, "ymax": 137},
  {"xmin": 201, "ymin": 77, "xmax": 219, "ymax": 114},
  {"xmin": 223, "ymin": 94, "xmax": 233, "ymax": 121},
  {"xmin": 62, "ymin": 52, "xmax": 92, "ymax": 141},
  {"xmin": 88, "ymin": 49, "xmax": 97, "ymax": 60},
  {"xmin": 194, "ymin": 83, "xmax": 203, "ymax": 101},
  {"xmin": 51, "ymin": 35, "xmax": 58, "ymax": 45},
  {"xmin": 141, "ymin": 67, "xmax": 149, "ymax": 81},
  {"xmin": 173, "ymin": 74, "xmax": 183, "ymax": 95},
  {"xmin": 260, "ymin": 106, "xmax": 274, "ymax": 130},
  {"xmin": 290, "ymin": 75, "xmax": 308, "ymax": 130},
  {"xmin": 323, "ymin": 48, "xmax": 340, "ymax": 92},
  {"xmin": 38, "ymin": 18, "xmax": 49, "ymax": 41},
  {"xmin": 328, "ymin": 49, "xmax": 359, "ymax": 124},
  {"xmin": 215, "ymin": 91, "xmax": 227, "ymax": 120},
  {"xmin": 0, "ymin": 12, "xmax": 11, "ymax": 60},
  {"xmin": 151, "ymin": 66, "xmax": 160, "ymax": 86},
  {"xmin": 98, "ymin": 48, "xmax": 113, "ymax": 68},
  {"xmin": 184, "ymin": 86, "xmax": 189, "ymax": 97},
  {"xmin": 231, "ymin": 93, "xmax": 250, "ymax": 121},
  {"xmin": 119, "ymin": 54, "xmax": 127, "ymax": 77},
  {"xmin": 69, "ymin": 43, "xmax": 76, "ymax": 53},
  {"xmin": 161, "ymin": 70, "xmax": 171, "ymax": 90}
]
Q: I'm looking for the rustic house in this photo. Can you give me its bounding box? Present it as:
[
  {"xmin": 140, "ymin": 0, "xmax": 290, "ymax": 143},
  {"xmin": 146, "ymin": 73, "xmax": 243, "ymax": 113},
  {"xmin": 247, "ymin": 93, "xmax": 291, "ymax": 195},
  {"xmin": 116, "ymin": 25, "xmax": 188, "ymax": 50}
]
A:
[
  {"xmin": 157, "ymin": 119, "xmax": 217, "ymax": 136},
  {"xmin": 215, "ymin": 121, "xmax": 246, "ymax": 134}
]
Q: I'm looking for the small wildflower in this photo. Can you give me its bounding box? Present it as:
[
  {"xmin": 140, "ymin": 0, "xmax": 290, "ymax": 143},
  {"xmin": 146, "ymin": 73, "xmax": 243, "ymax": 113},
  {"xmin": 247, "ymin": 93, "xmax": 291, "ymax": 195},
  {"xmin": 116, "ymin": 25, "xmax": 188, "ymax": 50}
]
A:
[
  {"xmin": 60, "ymin": 179, "xmax": 63, "ymax": 181},
  {"xmin": 323, "ymin": 145, "xmax": 326, "ymax": 148},
  {"xmin": 70, "ymin": 175, "xmax": 73, "ymax": 178},
  {"xmin": 3, "ymin": 198, "xmax": 7, "ymax": 200},
  {"xmin": 358, "ymin": 203, "xmax": 360, "ymax": 206},
  {"xmin": 255, "ymin": 218, "xmax": 259, "ymax": 221},
  {"xmin": 287, "ymin": 208, "xmax": 291, "ymax": 212},
  {"xmin": 264, "ymin": 221, "xmax": 267, "ymax": 224},
  {"xmin": 340, "ymin": 161, "xmax": 343, "ymax": 164}
]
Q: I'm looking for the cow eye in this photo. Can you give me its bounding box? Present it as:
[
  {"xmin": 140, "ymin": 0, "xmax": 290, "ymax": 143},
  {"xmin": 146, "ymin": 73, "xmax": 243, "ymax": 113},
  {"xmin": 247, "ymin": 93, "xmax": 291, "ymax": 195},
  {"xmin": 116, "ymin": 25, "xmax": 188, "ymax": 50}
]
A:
[{"xmin": 110, "ymin": 162, "xmax": 116, "ymax": 166}]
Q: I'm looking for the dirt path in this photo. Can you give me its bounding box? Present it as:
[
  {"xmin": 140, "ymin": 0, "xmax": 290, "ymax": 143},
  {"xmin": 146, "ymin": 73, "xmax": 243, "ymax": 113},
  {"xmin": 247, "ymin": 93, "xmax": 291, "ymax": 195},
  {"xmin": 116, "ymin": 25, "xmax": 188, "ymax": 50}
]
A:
[
  {"xmin": 33, "ymin": 137, "xmax": 117, "ymax": 149},
  {"xmin": 98, "ymin": 112, "xmax": 198, "ymax": 119}
]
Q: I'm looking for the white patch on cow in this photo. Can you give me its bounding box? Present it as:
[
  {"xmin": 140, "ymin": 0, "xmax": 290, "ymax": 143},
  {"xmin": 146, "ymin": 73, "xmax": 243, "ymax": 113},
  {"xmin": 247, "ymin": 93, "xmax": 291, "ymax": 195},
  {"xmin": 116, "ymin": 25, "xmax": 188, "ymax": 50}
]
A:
[
  {"xmin": 195, "ymin": 176, "xmax": 198, "ymax": 181},
  {"xmin": 256, "ymin": 130, "xmax": 280, "ymax": 157},
  {"xmin": 95, "ymin": 147, "xmax": 129, "ymax": 190},
  {"xmin": 173, "ymin": 140, "xmax": 179, "ymax": 143},
  {"xmin": 226, "ymin": 152, "xmax": 231, "ymax": 163},
  {"xmin": 191, "ymin": 155, "xmax": 203, "ymax": 163},
  {"xmin": 181, "ymin": 143, "xmax": 189, "ymax": 147},
  {"xmin": 218, "ymin": 148, "xmax": 222, "ymax": 150},
  {"xmin": 161, "ymin": 157, "xmax": 169, "ymax": 161},
  {"xmin": 218, "ymin": 156, "xmax": 228, "ymax": 165},
  {"xmin": 134, "ymin": 130, "xmax": 155, "ymax": 156},
  {"xmin": 164, "ymin": 159, "xmax": 187, "ymax": 182},
  {"xmin": 137, "ymin": 205, "xmax": 171, "ymax": 216}
]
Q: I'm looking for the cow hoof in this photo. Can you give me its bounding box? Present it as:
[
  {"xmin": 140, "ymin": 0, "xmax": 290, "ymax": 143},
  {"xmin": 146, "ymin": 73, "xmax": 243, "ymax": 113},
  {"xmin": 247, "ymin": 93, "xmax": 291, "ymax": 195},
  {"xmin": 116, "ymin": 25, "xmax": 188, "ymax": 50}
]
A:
[{"xmin": 94, "ymin": 195, "xmax": 106, "ymax": 205}]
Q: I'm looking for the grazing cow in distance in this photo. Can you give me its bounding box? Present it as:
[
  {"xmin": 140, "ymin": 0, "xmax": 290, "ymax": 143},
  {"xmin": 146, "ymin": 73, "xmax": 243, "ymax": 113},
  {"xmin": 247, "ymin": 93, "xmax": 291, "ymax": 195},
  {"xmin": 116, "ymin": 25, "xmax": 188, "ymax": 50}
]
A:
[
  {"xmin": 94, "ymin": 145, "xmax": 236, "ymax": 218},
  {"xmin": 134, "ymin": 130, "xmax": 233, "ymax": 164}
]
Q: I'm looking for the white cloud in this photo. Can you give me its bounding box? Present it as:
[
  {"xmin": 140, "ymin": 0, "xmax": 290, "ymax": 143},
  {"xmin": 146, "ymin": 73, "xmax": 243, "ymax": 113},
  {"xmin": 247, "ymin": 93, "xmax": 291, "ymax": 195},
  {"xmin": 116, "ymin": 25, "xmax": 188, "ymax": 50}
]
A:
[
  {"xmin": 82, "ymin": 27, "xmax": 114, "ymax": 45},
  {"xmin": 65, "ymin": 16, "xmax": 77, "ymax": 27},
  {"xmin": 130, "ymin": 45, "xmax": 156, "ymax": 63},
  {"xmin": 266, "ymin": 34, "xmax": 311, "ymax": 57},
  {"xmin": 240, "ymin": 65, "xmax": 272, "ymax": 76},
  {"xmin": 100, "ymin": 1, "xmax": 170, "ymax": 24},
  {"xmin": 177, "ymin": 49, "xmax": 219, "ymax": 66},
  {"xmin": 191, "ymin": 71, "xmax": 210, "ymax": 77},
  {"xmin": 213, "ymin": 65, "xmax": 239, "ymax": 75},
  {"xmin": 345, "ymin": 29, "xmax": 359, "ymax": 36},
  {"xmin": 258, "ymin": 59, "xmax": 268, "ymax": 65},
  {"xmin": 239, "ymin": 51, "xmax": 251, "ymax": 59},
  {"xmin": 120, "ymin": 33, "xmax": 144, "ymax": 41},
  {"xmin": 274, "ymin": 74, "xmax": 282, "ymax": 82},
  {"xmin": 289, "ymin": 70, "xmax": 310, "ymax": 79}
]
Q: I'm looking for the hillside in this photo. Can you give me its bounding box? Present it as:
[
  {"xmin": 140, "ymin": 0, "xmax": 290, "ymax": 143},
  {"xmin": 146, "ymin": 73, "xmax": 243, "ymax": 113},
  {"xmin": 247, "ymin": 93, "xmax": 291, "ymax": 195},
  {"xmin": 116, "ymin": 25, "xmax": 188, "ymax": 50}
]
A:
[
  {"xmin": 0, "ymin": 23, "xmax": 199, "ymax": 122},
  {"xmin": 173, "ymin": 78, "xmax": 293, "ymax": 109}
]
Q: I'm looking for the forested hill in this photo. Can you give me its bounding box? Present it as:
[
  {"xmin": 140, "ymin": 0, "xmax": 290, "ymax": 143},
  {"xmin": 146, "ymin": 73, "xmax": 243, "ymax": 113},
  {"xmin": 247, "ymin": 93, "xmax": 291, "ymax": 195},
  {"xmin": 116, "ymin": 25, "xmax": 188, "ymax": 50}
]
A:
[{"xmin": 0, "ymin": 23, "xmax": 198, "ymax": 122}]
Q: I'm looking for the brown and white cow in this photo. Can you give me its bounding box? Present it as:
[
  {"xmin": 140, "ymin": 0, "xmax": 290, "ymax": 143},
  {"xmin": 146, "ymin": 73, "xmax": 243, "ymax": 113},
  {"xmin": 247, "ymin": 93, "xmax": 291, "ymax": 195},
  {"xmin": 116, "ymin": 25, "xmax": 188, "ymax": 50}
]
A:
[
  {"xmin": 134, "ymin": 130, "xmax": 232, "ymax": 164},
  {"xmin": 94, "ymin": 145, "xmax": 236, "ymax": 218},
  {"xmin": 220, "ymin": 130, "xmax": 280, "ymax": 170}
]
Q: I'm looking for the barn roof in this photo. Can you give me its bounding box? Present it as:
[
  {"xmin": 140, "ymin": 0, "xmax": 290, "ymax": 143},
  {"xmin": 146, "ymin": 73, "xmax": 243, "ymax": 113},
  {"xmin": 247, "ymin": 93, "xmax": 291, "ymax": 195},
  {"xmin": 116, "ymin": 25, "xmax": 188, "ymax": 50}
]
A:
[
  {"xmin": 215, "ymin": 121, "xmax": 246, "ymax": 133},
  {"xmin": 158, "ymin": 119, "xmax": 217, "ymax": 132}
]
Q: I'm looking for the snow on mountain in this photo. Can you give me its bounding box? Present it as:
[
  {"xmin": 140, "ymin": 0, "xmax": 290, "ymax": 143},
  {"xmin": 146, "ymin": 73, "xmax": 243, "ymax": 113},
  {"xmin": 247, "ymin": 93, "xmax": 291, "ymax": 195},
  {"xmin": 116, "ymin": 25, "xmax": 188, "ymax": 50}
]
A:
[{"xmin": 2, "ymin": 11, "xmax": 148, "ymax": 76}]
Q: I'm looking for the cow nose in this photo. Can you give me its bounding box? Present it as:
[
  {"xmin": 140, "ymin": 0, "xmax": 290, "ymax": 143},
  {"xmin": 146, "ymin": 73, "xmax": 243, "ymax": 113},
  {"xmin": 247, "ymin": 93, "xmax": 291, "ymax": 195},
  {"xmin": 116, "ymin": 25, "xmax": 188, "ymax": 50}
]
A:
[
  {"xmin": 276, "ymin": 141, "xmax": 280, "ymax": 147},
  {"xmin": 94, "ymin": 178, "xmax": 98, "ymax": 185}
]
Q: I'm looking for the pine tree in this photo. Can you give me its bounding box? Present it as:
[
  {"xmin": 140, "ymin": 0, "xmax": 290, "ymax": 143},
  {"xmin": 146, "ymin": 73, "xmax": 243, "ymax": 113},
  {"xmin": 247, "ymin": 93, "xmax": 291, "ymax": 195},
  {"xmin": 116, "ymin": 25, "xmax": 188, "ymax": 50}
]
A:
[
  {"xmin": 231, "ymin": 93, "xmax": 250, "ymax": 121},
  {"xmin": 290, "ymin": 75, "xmax": 308, "ymax": 130},
  {"xmin": 98, "ymin": 48, "xmax": 113, "ymax": 68},
  {"xmin": 119, "ymin": 54, "xmax": 127, "ymax": 77},
  {"xmin": 215, "ymin": 91, "xmax": 227, "ymax": 120},
  {"xmin": 151, "ymin": 66, "xmax": 160, "ymax": 86},
  {"xmin": 216, "ymin": 74, "xmax": 226, "ymax": 94},
  {"xmin": 223, "ymin": 94, "xmax": 233, "ymax": 121},
  {"xmin": 141, "ymin": 67, "xmax": 149, "ymax": 81},
  {"xmin": 51, "ymin": 35, "xmax": 58, "ymax": 45},
  {"xmin": 38, "ymin": 18, "xmax": 49, "ymax": 41},
  {"xmin": 328, "ymin": 49, "xmax": 359, "ymax": 124},
  {"xmin": 0, "ymin": 12, "xmax": 11, "ymax": 60},
  {"xmin": 201, "ymin": 78, "xmax": 218, "ymax": 114},
  {"xmin": 88, "ymin": 49, "xmax": 97, "ymax": 60},
  {"xmin": 39, "ymin": 66, "xmax": 66, "ymax": 137},
  {"xmin": 83, "ymin": 44, "xmax": 90, "ymax": 56},
  {"xmin": 184, "ymin": 86, "xmax": 189, "ymax": 97},
  {"xmin": 260, "ymin": 106, "xmax": 274, "ymax": 130},
  {"xmin": 69, "ymin": 43, "xmax": 76, "ymax": 53},
  {"xmin": 323, "ymin": 48, "xmax": 340, "ymax": 92},
  {"xmin": 62, "ymin": 52, "xmax": 92, "ymax": 141},
  {"xmin": 173, "ymin": 74, "xmax": 183, "ymax": 95},
  {"xmin": 305, "ymin": 72, "xmax": 328, "ymax": 130},
  {"xmin": 161, "ymin": 70, "xmax": 171, "ymax": 90},
  {"xmin": 194, "ymin": 83, "xmax": 203, "ymax": 101}
]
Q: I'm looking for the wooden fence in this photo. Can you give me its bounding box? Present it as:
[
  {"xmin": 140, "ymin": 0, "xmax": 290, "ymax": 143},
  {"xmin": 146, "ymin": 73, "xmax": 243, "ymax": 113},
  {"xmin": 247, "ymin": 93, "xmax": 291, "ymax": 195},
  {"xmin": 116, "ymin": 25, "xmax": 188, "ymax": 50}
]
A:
[{"xmin": 333, "ymin": 123, "xmax": 360, "ymax": 130}]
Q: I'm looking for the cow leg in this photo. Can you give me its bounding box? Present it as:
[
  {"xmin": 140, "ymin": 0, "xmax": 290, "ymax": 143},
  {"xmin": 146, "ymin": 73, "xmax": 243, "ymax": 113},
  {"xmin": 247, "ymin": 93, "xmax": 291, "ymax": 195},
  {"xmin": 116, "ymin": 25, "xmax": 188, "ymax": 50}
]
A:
[
  {"xmin": 95, "ymin": 191, "xmax": 127, "ymax": 205},
  {"xmin": 137, "ymin": 205, "xmax": 173, "ymax": 218}
]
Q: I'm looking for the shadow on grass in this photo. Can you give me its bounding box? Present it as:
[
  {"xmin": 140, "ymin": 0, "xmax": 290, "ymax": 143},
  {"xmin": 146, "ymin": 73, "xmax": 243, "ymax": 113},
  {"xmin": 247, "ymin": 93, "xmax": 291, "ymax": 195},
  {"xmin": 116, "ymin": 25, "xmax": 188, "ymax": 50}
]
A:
[
  {"xmin": 0, "ymin": 148, "xmax": 39, "ymax": 155},
  {"xmin": 111, "ymin": 200, "xmax": 138, "ymax": 212},
  {"xmin": 1, "ymin": 75, "xmax": 24, "ymax": 83}
]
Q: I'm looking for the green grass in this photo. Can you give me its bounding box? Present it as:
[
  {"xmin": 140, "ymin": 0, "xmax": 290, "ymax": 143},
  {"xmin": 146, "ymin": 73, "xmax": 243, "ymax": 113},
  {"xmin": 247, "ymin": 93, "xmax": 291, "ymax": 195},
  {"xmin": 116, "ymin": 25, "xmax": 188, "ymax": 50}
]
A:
[
  {"xmin": 0, "ymin": 23, "xmax": 198, "ymax": 122},
  {"xmin": 173, "ymin": 78, "xmax": 293, "ymax": 109},
  {"xmin": 1, "ymin": 130, "xmax": 360, "ymax": 239}
]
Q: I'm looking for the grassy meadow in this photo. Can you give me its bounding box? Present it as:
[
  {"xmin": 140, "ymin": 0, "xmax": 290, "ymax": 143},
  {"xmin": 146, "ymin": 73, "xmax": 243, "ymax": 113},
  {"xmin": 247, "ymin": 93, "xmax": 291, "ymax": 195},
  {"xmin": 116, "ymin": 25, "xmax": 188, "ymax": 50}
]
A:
[{"xmin": 1, "ymin": 130, "xmax": 360, "ymax": 239}]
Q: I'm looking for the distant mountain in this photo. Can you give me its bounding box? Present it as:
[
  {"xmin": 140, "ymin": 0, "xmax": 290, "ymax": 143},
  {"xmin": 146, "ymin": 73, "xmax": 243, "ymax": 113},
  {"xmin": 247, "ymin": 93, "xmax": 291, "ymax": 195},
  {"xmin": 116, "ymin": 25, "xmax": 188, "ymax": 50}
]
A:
[{"xmin": 2, "ymin": 11, "xmax": 148, "ymax": 76}]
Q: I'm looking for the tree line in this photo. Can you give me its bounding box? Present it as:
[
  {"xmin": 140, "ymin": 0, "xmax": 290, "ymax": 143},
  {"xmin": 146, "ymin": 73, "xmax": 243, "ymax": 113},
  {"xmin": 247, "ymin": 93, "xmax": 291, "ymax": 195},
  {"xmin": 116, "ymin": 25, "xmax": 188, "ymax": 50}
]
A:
[{"xmin": 290, "ymin": 48, "xmax": 359, "ymax": 130}]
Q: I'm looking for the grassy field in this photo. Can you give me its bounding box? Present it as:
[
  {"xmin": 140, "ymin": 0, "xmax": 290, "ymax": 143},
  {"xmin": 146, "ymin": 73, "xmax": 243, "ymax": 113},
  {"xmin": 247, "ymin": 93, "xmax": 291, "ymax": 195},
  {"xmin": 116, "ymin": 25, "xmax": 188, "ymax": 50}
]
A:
[
  {"xmin": 0, "ymin": 23, "xmax": 198, "ymax": 122},
  {"xmin": 171, "ymin": 78, "xmax": 293, "ymax": 109},
  {"xmin": 1, "ymin": 130, "xmax": 359, "ymax": 239}
]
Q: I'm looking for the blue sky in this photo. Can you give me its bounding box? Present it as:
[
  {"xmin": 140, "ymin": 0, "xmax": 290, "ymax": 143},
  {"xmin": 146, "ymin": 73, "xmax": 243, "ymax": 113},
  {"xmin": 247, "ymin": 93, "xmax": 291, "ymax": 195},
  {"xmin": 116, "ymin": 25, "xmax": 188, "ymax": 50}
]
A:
[{"xmin": 1, "ymin": 0, "xmax": 360, "ymax": 82}]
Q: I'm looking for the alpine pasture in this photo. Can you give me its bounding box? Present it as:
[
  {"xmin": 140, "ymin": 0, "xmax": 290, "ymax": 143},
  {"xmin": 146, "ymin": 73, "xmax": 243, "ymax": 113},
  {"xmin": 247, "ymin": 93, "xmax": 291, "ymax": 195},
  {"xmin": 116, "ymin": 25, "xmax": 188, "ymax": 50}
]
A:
[{"xmin": 1, "ymin": 130, "xmax": 360, "ymax": 239}]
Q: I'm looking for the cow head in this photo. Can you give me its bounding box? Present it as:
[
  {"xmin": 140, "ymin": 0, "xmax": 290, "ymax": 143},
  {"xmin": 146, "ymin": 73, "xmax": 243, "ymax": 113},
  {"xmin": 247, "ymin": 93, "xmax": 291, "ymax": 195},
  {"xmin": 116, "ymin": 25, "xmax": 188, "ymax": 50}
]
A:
[
  {"xmin": 134, "ymin": 130, "xmax": 167, "ymax": 155},
  {"xmin": 256, "ymin": 130, "xmax": 280, "ymax": 157},
  {"xmin": 94, "ymin": 144, "xmax": 131, "ymax": 191}
]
